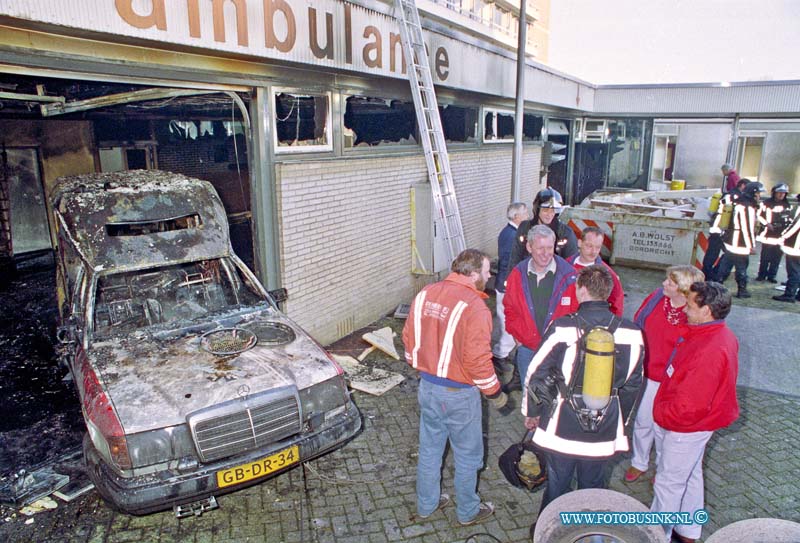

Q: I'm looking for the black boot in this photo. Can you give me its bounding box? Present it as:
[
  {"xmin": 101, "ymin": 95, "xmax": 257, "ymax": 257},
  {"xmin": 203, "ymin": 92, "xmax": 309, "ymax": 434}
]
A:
[
  {"xmin": 772, "ymin": 294, "xmax": 796, "ymax": 303},
  {"xmin": 736, "ymin": 285, "xmax": 751, "ymax": 298}
]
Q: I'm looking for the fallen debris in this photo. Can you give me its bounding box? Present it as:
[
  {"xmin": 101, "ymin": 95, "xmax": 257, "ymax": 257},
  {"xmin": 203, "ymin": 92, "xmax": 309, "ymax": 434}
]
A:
[
  {"xmin": 361, "ymin": 327, "xmax": 400, "ymax": 360},
  {"xmin": 332, "ymin": 355, "xmax": 405, "ymax": 396},
  {"xmin": 0, "ymin": 445, "xmax": 92, "ymax": 510},
  {"xmin": 19, "ymin": 496, "xmax": 58, "ymax": 516},
  {"xmin": 393, "ymin": 303, "xmax": 410, "ymax": 319},
  {"xmin": 0, "ymin": 467, "xmax": 68, "ymax": 507},
  {"xmin": 48, "ymin": 446, "xmax": 92, "ymax": 502},
  {"xmin": 356, "ymin": 346, "xmax": 376, "ymax": 362},
  {"xmin": 52, "ymin": 472, "xmax": 94, "ymax": 503}
]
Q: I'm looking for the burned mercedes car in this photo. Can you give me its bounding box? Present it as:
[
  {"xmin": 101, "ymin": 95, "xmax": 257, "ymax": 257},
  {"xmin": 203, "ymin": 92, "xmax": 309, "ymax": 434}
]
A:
[{"xmin": 50, "ymin": 170, "xmax": 361, "ymax": 515}]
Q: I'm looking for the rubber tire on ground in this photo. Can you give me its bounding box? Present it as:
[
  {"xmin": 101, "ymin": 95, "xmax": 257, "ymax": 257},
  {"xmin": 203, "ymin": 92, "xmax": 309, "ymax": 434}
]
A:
[
  {"xmin": 533, "ymin": 488, "xmax": 665, "ymax": 543},
  {"xmin": 705, "ymin": 518, "xmax": 800, "ymax": 543}
]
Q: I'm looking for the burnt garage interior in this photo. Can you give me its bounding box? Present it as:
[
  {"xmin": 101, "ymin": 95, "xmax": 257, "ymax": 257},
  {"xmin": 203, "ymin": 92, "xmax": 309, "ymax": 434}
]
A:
[
  {"xmin": 0, "ymin": 73, "xmax": 255, "ymax": 281},
  {"xmin": 0, "ymin": 73, "xmax": 255, "ymax": 476}
]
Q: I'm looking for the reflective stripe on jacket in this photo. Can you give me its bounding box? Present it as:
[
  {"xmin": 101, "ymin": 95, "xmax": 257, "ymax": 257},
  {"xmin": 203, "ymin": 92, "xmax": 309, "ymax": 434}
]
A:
[
  {"xmin": 523, "ymin": 302, "xmax": 645, "ymax": 458},
  {"xmin": 402, "ymin": 273, "xmax": 500, "ymax": 395},
  {"xmin": 722, "ymin": 201, "xmax": 760, "ymax": 255},
  {"xmin": 780, "ymin": 205, "xmax": 800, "ymax": 256}
]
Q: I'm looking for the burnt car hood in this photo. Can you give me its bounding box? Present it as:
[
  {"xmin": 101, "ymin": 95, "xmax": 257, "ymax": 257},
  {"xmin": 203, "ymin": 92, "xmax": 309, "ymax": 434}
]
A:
[{"xmin": 88, "ymin": 310, "xmax": 338, "ymax": 434}]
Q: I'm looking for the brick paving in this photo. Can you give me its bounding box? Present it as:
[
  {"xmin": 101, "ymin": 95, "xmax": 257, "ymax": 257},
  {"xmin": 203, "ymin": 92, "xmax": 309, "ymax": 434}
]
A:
[{"xmin": 3, "ymin": 265, "xmax": 800, "ymax": 542}]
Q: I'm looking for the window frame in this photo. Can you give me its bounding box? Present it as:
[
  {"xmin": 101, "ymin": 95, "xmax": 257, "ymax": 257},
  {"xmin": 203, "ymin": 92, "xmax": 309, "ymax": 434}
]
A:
[
  {"xmin": 271, "ymin": 88, "xmax": 333, "ymax": 154},
  {"xmin": 439, "ymin": 102, "xmax": 480, "ymax": 145},
  {"xmin": 341, "ymin": 93, "xmax": 420, "ymax": 151},
  {"xmin": 483, "ymin": 107, "xmax": 516, "ymax": 144}
]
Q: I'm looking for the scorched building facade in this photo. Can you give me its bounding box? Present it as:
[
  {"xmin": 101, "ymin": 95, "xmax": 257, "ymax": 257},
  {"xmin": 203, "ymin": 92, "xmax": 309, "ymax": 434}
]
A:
[{"xmin": 1, "ymin": 0, "xmax": 799, "ymax": 343}]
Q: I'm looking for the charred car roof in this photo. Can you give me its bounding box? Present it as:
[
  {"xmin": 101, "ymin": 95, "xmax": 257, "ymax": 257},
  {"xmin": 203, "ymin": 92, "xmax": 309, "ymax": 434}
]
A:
[{"xmin": 51, "ymin": 170, "xmax": 231, "ymax": 272}]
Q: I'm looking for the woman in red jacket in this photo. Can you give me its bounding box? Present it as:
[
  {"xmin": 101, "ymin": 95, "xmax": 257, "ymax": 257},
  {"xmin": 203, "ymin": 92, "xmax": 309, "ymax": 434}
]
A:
[{"xmin": 624, "ymin": 265, "xmax": 705, "ymax": 483}]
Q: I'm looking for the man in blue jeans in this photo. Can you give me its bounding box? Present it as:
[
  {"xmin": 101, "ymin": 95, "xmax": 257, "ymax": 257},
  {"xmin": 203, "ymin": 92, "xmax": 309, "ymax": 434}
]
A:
[{"xmin": 403, "ymin": 249, "xmax": 510, "ymax": 526}]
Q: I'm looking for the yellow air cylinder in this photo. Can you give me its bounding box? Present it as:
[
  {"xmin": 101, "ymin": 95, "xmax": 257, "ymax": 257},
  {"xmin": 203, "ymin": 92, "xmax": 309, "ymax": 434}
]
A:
[
  {"xmin": 719, "ymin": 203, "xmax": 733, "ymax": 229},
  {"xmin": 708, "ymin": 192, "xmax": 723, "ymax": 213},
  {"xmin": 582, "ymin": 328, "xmax": 615, "ymax": 410}
]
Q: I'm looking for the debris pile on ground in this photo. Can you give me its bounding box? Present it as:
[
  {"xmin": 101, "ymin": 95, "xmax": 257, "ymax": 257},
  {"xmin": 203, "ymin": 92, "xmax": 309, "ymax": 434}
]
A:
[
  {"xmin": 361, "ymin": 327, "xmax": 400, "ymax": 360},
  {"xmin": 327, "ymin": 322, "xmax": 409, "ymax": 397},
  {"xmin": 0, "ymin": 446, "xmax": 93, "ymax": 513},
  {"xmin": 332, "ymin": 355, "xmax": 405, "ymax": 396},
  {"xmin": 577, "ymin": 188, "xmax": 718, "ymax": 218}
]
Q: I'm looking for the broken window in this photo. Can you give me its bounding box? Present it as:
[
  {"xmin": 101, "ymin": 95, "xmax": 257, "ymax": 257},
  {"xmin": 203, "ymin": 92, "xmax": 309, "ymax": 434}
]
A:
[
  {"xmin": 439, "ymin": 104, "xmax": 478, "ymax": 143},
  {"xmin": 105, "ymin": 214, "xmax": 202, "ymax": 237},
  {"xmin": 343, "ymin": 96, "xmax": 417, "ymax": 148},
  {"xmin": 523, "ymin": 114, "xmax": 544, "ymax": 141},
  {"xmin": 484, "ymin": 109, "xmax": 515, "ymax": 142},
  {"xmin": 273, "ymin": 90, "xmax": 332, "ymax": 153}
]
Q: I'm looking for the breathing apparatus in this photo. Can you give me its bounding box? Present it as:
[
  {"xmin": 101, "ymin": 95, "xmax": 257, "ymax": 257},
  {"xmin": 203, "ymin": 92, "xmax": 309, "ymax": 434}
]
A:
[
  {"xmin": 527, "ymin": 315, "xmax": 621, "ymax": 433},
  {"xmin": 567, "ymin": 316, "xmax": 621, "ymax": 432},
  {"xmin": 718, "ymin": 201, "xmax": 734, "ymax": 229},
  {"xmin": 709, "ymin": 192, "xmax": 723, "ymax": 214}
]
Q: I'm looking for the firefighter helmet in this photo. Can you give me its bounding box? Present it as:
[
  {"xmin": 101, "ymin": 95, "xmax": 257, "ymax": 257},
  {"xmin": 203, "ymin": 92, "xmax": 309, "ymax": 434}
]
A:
[
  {"xmin": 772, "ymin": 183, "xmax": 790, "ymax": 194},
  {"xmin": 742, "ymin": 181, "xmax": 764, "ymax": 199},
  {"xmin": 533, "ymin": 188, "xmax": 563, "ymax": 210}
]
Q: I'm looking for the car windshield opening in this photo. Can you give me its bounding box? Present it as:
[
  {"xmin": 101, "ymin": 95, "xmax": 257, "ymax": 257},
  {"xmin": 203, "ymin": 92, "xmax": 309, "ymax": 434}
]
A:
[{"xmin": 93, "ymin": 259, "xmax": 264, "ymax": 338}]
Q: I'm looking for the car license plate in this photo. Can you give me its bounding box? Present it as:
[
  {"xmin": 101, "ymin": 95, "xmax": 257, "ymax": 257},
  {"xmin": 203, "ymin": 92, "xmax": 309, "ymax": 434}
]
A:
[{"xmin": 216, "ymin": 445, "xmax": 299, "ymax": 488}]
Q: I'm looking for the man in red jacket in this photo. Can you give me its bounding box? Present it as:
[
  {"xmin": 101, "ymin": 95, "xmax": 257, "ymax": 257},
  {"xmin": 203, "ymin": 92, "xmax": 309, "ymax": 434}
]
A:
[
  {"xmin": 403, "ymin": 249, "xmax": 509, "ymax": 526},
  {"xmin": 650, "ymin": 282, "xmax": 739, "ymax": 543},
  {"xmin": 504, "ymin": 225, "xmax": 578, "ymax": 385},
  {"xmin": 721, "ymin": 163, "xmax": 741, "ymax": 193},
  {"xmin": 565, "ymin": 226, "xmax": 624, "ymax": 316}
]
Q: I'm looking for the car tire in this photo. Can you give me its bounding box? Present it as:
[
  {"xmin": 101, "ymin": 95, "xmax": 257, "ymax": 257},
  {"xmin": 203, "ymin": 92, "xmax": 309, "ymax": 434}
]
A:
[
  {"xmin": 705, "ymin": 518, "xmax": 800, "ymax": 543},
  {"xmin": 533, "ymin": 488, "xmax": 665, "ymax": 543}
]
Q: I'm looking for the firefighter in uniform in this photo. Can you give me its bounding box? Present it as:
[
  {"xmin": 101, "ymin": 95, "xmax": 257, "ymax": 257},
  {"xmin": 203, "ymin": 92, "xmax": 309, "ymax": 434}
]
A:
[
  {"xmin": 703, "ymin": 179, "xmax": 748, "ymax": 280},
  {"xmin": 773, "ymin": 194, "xmax": 800, "ymax": 303},
  {"xmin": 522, "ymin": 265, "xmax": 644, "ymax": 533},
  {"xmin": 756, "ymin": 183, "xmax": 791, "ymax": 283},
  {"xmin": 507, "ymin": 188, "xmax": 578, "ymax": 272},
  {"xmin": 714, "ymin": 181, "xmax": 764, "ymax": 298}
]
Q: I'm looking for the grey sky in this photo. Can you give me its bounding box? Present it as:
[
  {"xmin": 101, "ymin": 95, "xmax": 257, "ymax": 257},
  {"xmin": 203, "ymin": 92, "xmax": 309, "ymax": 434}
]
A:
[{"xmin": 548, "ymin": 0, "xmax": 800, "ymax": 85}]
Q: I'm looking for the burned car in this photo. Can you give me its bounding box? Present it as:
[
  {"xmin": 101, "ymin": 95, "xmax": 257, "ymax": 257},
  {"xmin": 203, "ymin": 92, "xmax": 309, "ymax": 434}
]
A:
[{"xmin": 50, "ymin": 170, "xmax": 361, "ymax": 515}]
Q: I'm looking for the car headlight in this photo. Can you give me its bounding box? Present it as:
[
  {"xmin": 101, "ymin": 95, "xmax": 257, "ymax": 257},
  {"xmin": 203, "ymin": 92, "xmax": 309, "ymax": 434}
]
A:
[
  {"xmin": 299, "ymin": 374, "xmax": 351, "ymax": 429},
  {"xmin": 125, "ymin": 425, "xmax": 195, "ymax": 472}
]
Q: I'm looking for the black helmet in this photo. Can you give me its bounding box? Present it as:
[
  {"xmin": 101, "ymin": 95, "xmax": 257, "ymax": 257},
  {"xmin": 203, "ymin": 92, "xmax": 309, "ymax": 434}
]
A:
[
  {"xmin": 743, "ymin": 181, "xmax": 764, "ymax": 199},
  {"xmin": 772, "ymin": 183, "xmax": 790, "ymax": 194},
  {"xmin": 533, "ymin": 188, "xmax": 563, "ymax": 210}
]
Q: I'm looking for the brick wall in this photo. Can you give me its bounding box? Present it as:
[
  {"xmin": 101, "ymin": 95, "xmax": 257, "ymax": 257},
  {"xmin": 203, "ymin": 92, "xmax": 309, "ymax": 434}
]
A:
[{"xmin": 276, "ymin": 145, "xmax": 543, "ymax": 343}]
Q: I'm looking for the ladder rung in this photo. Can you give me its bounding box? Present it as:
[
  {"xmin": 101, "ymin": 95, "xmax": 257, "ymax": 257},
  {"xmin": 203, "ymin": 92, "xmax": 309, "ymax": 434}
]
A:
[{"xmin": 396, "ymin": 0, "xmax": 464, "ymax": 263}]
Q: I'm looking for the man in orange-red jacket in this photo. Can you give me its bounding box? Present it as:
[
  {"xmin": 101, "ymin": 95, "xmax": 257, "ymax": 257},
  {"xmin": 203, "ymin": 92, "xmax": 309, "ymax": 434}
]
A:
[{"xmin": 403, "ymin": 249, "xmax": 509, "ymax": 527}]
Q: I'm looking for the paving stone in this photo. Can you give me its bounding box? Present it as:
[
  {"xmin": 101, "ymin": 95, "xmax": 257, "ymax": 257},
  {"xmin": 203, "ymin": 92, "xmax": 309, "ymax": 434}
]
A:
[
  {"xmin": 106, "ymin": 529, "xmax": 144, "ymax": 543},
  {"xmin": 402, "ymin": 522, "xmax": 436, "ymax": 538}
]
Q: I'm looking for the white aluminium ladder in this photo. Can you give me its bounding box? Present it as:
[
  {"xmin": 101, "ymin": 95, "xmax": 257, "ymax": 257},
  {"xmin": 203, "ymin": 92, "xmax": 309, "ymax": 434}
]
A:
[{"xmin": 394, "ymin": 0, "xmax": 466, "ymax": 265}]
